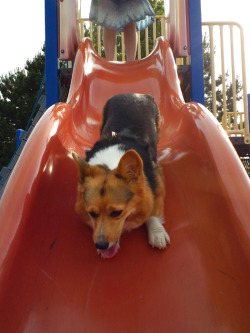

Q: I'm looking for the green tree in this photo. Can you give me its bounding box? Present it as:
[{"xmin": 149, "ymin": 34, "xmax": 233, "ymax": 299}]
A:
[{"xmin": 0, "ymin": 48, "xmax": 45, "ymax": 169}]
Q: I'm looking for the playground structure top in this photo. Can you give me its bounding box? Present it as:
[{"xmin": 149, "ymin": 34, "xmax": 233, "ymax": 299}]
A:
[{"xmin": 45, "ymin": 0, "xmax": 250, "ymax": 146}]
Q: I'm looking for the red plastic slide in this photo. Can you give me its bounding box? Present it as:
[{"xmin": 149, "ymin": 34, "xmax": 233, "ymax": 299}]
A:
[{"xmin": 0, "ymin": 38, "xmax": 250, "ymax": 332}]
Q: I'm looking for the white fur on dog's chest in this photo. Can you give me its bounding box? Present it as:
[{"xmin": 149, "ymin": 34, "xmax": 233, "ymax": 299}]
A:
[{"xmin": 88, "ymin": 144, "xmax": 125, "ymax": 170}]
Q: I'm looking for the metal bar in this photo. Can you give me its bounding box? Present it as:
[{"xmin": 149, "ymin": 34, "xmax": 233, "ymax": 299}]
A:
[
  {"xmin": 145, "ymin": 28, "xmax": 149, "ymax": 56},
  {"xmin": 45, "ymin": 0, "xmax": 59, "ymax": 108},
  {"xmin": 203, "ymin": 21, "xmax": 250, "ymax": 141},
  {"xmin": 248, "ymin": 94, "xmax": 250, "ymax": 140},
  {"xmin": 97, "ymin": 26, "xmax": 101, "ymax": 55},
  {"xmin": 227, "ymin": 129, "xmax": 245, "ymax": 135},
  {"xmin": 153, "ymin": 20, "xmax": 156, "ymax": 43},
  {"xmin": 137, "ymin": 31, "xmax": 141, "ymax": 60},
  {"xmin": 161, "ymin": 17, "xmax": 165, "ymax": 38},
  {"xmin": 188, "ymin": 0, "xmax": 205, "ymax": 104},
  {"xmin": 121, "ymin": 33, "xmax": 125, "ymax": 61},
  {"xmin": 238, "ymin": 23, "xmax": 250, "ymax": 143},
  {"xmin": 240, "ymin": 113, "xmax": 244, "ymax": 130},
  {"xmin": 90, "ymin": 21, "xmax": 93, "ymax": 40},
  {"xmin": 230, "ymin": 25, "xmax": 237, "ymax": 129},
  {"xmin": 79, "ymin": 15, "xmax": 167, "ymax": 60},
  {"xmin": 209, "ymin": 25, "xmax": 217, "ymax": 116},
  {"xmin": 219, "ymin": 25, "xmax": 227, "ymax": 130}
]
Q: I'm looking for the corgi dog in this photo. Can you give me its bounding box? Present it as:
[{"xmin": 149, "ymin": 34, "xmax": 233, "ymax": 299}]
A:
[{"xmin": 73, "ymin": 93, "xmax": 170, "ymax": 258}]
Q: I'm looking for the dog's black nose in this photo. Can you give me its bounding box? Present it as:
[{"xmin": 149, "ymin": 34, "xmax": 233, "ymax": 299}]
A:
[{"xmin": 95, "ymin": 241, "xmax": 109, "ymax": 250}]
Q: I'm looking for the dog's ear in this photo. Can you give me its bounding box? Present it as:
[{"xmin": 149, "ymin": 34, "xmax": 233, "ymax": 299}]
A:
[
  {"xmin": 72, "ymin": 152, "xmax": 91, "ymax": 181},
  {"xmin": 116, "ymin": 150, "xmax": 143, "ymax": 182}
]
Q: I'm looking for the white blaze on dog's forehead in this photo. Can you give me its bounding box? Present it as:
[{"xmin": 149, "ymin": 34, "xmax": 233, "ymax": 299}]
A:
[{"xmin": 88, "ymin": 145, "xmax": 125, "ymax": 170}]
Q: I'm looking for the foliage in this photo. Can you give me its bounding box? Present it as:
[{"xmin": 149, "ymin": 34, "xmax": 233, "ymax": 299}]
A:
[
  {"xmin": 0, "ymin": 47, "xmax": 45, "ymax": 169},
  {"xmin": 150, "ymin": 0, "xmax": 165, "ymax": 13}
]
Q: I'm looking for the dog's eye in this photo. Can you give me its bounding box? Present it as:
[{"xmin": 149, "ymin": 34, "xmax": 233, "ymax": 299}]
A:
[
  {"xmin": 110, "ymin": 210, "xmax": 123, "ymax": 218},
  {"xmin": 89, "ymin": 211, "xmax": 99, "ymax": 219}
]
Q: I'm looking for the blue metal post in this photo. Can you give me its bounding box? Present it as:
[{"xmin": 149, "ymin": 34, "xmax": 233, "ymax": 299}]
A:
[
  {"xmin": 188, "ymin": 0, "xmax": 205, "ymax": 104},
  {"xmin": 16, "ymin": 129, "xmax": 24, "ymax": 149},
  {"xmin": 45, "ymin": 0, "xmax": 59, "ymax": 108}
]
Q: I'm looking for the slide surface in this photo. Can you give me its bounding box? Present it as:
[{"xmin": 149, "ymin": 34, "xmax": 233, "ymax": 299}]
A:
[{"xmin": 0, "ymin": 38, "xmax": 250, "ymax": 332}]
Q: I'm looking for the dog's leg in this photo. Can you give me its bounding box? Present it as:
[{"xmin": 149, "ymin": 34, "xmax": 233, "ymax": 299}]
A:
[{"xmin": 146, "ymin": 216, "xmax": 170, "ymax": 249}]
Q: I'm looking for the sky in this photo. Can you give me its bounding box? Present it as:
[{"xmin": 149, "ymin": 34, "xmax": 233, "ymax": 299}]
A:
[
  {"xmin": 0, "ymin": 0, "xmax": 249, "ymax": 91},
  {"xmin": 0, "ymin": 0, "xmax": 45, "ymax": 76}
]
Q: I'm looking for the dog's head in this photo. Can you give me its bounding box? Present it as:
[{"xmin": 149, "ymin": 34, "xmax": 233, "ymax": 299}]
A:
[{"xmin": 73, "ymin": 150, "xmax": 153, "ymax": 258}]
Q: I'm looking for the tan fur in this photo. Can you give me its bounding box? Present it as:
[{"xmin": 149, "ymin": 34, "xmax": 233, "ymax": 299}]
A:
[
  {"xmin": 72, "ymin": 93, "xmax": 171, "ymax": 256},
  {"xmin": 73, "ymin": 150, "xmax": 163, "ymax": 245},
  {"xmin": 151, "ymin": 164, "xmax": 165, "ymax": 217}
]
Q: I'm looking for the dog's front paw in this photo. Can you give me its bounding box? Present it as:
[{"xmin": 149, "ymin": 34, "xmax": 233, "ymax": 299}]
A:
[{"xmin": 146, "ymin": 216, "xmax": 170, "ymax": 250}]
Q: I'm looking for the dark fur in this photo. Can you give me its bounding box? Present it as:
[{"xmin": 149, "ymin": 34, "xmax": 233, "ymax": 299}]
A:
[
  {"xmin": 86, "ymin": 93, "xmax": 161, "ymax": 193},
  {"xmin": 100, "ymin": 93, "xmax": 160, "ymax": 162}
]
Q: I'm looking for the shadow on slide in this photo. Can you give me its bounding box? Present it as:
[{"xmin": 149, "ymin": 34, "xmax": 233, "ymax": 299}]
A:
[{"xmin": 0, "ymin": 37, "xmax": 250, "ymax": 332}]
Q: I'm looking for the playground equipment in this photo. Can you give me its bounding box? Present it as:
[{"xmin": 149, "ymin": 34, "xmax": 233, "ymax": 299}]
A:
[
  {"xmin": 0, "ymin": 0, "xmax": 250, "ymax": 331},
  {"xmin": 58, "ymin": 0, "xmax": 250, "ymax": 145},
  {"xmin": 54, "ymin": 0, "xmax": 204, "ymax": 106},
  {"xmin": 0, "ymin": 35, "xmax": 250, "ymax": 332}
]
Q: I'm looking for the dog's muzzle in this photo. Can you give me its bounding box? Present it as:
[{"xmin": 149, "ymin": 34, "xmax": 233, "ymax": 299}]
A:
[
  {"xmin": 95, "ymin": 240, "xmax": 109, "ymax": 250},
  {"xmin": 95, "ymin": 235, "xmax": 120, "ymax": 259}
]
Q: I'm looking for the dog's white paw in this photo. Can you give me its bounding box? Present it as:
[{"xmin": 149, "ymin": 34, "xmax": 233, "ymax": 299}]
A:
[{"xmin": 146, "ymin": 216, "xmax": 170, "ymax": 250}]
